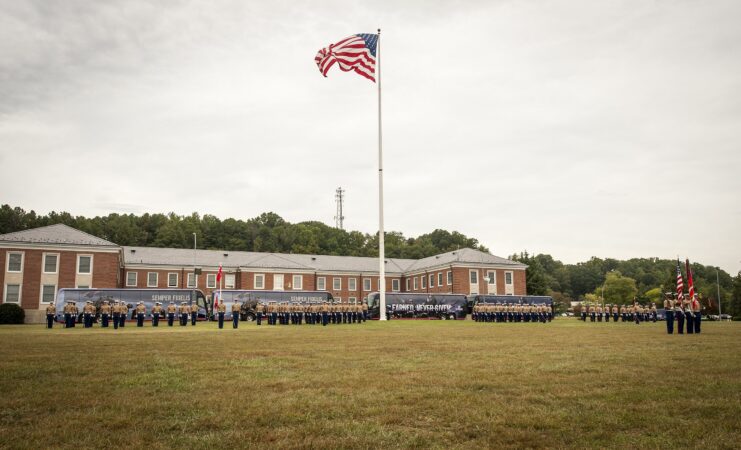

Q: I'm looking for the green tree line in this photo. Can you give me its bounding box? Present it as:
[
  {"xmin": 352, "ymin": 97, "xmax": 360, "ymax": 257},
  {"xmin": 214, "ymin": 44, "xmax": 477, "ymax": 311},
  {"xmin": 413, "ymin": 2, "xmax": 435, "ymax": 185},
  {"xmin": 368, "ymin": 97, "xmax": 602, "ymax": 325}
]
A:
[
  {"xmin": 511, "ymin": 251, "xmax": 741, "ymax": 318},
  {"xmin": 0, "ymin": 205, "xmax": 487, "ymax": 259}
]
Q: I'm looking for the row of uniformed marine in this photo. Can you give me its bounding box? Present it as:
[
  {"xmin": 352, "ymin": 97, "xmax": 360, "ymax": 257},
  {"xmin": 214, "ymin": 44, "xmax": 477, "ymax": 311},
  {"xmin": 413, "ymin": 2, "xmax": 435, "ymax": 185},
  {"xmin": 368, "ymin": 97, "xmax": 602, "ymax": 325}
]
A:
[
  {"xmin": 580, "ymin": 304, "xmax": 657, "ymax": 323},
  {"xmin": 472, "ymin": 303, "xmax": 553, "ymax": 323},
  {"xmin": 48, "ymin": 300, "xmax": 371, "ymax": 329},
  {"xmin": 48, "ymin": 300, "xmax": 200, "ymax": 329},
  {"xmin": 166, "ymin": 300, "xmax": 371, "ymax": 329},
  {"xmin": 663, "ymin": 293, "xmax": 702, "ymax": 335},
  {"xmin": 246, "ymin": 300, "xmax": 369, "ymax": 326}
]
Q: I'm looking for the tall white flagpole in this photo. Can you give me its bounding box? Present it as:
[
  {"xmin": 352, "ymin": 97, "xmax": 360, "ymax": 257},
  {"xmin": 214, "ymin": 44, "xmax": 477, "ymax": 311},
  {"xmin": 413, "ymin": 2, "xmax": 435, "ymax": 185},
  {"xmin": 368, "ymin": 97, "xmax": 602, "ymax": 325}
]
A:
[{"xmin": 377, "ymin": 28, "xmax": 387, "ymax": 321}]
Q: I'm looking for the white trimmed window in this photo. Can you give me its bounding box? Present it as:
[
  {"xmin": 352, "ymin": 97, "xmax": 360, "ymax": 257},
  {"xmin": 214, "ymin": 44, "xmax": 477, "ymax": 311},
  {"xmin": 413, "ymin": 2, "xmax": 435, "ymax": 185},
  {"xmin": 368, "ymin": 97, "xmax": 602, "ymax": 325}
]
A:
[
  {"xmin": 43, "ymin": 254, "xmax": 59, "ymax": 273},
  {"xmin": 349, "ymin": 297, "xmax": 357, "ymax": 303},
  {"xmin": 348, "ymin": 278, "xmax": 357, "ymax": 291},
  {"xmin": 363, "ymin": 278, "xmax": 371, "ymax": 291},
  {"xmin": 7, "ymin": 252, "xmax": 23, "ymax": 272},
  {"xmin": 41, "ymin": 284, "xmax": 56, "ymax": 303},
  {"xmin": 505, "ymin": 272, "xmax": 513, "ymax": 285},
  {"xmin": 147, "ymin": 272, "xmax": 158, "ymax": 287},
  {"xmin": 126, "ymin": 272, "xmax": 137, "ymax": 287},
  {"xmin": 392, "ymin": 279, "xmax": 400, "ymax": 292},
  {"xmin": 293, "ymin": 275, "xmax": 303, "ymax": 290},
  {"xmin": 470, "ymin": 270, "xmax": 478, "ymax": 284},
  {"xmin": 447, "ymin": 271, "xmax": 452, "ymax": 285},
  {"xmin": 317, "ymin": 277, "xmax": 326, "ymax": 290},
  {"xmin": 335, "ymin": 297, "xmax": 342, "ymax": 302},
  {"xmin": 333, "ymin": 277, "xmax": 341, "ymax": 290},
  {"xmin": 421, "ymin": 276, "xmax": 426, "ymax": 289},
  {"xmin": 413, "ymin": 277, "xmax": 418, "ymax": 290},
  {"xmin": 254, "ymin": 274, "xmax": 265, "ymax": 289},
  {"xmin": 406, "ymin": 278, "xmax": 410, "ymax": 291},
  {"xmin": 168, "ymin": 273, "xmax": 178, "ymax": 288},
  {"xmin": 187, "ymin": 273, "xmax": 197, "ymax": 288},
  {"xmin": 225, "ymin": 274, "xmax": 235, "ymax": 289},
  {"xmin": 4, "ymin": 284, "xmax": 20, "ymax": 303},
  {"xmin": 77, "ymin": 255, "xmax": 92, "ymax": 274},
  {"xmin": 438, "ymin": 273, "xmax": 443, "ymax": 287},
  {"xmin": 207, "ymin": 274, "xmax": 216, "ymax": 288},
  {"xmin": 429, "ymin": 274, "xmax": 435, "ymax": 288}
]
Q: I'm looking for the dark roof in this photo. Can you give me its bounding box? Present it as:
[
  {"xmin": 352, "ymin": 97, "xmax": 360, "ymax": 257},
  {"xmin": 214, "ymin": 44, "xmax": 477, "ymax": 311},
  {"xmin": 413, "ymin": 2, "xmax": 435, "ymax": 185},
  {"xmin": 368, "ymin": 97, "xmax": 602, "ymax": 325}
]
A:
[
  {"xmin": 404, "ymin": 248, "xmax": 527, "ymax": 272},
  {"xmin": 0, "ymin": 224, "xmax": 118, "ymax": 247},
  {"xmin": 122, "ymin": 246, "xmax": 525, "ymax": 273}
]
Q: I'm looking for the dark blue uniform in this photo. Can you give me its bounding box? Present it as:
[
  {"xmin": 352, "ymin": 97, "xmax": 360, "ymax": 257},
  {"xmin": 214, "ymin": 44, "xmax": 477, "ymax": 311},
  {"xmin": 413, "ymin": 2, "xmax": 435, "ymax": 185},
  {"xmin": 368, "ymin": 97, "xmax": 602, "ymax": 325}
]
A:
[
  {"xmin": 232, "ymin": 303, "xmax": 241, "ymax": 329},
  {"xmin": 167, "ymin": 303, "xmax": 176, "ymax": 326},
  {"xmin": 217, "ymin": 304, "xmax": 226, "ymax": 329},
  {"xmin": 46, "ymin": 304, "xmax": 56, "ymax": 329},
  {"xmin": 676, "ymin": 306, "xmax": 685, "ymax": 334},
  {"xmin": 692, "ymin": 299, "xmax": 701, "ymax": 333},
  {"xmin": 685, "ymin": 308, "xmax": 694, "ymax": 334},
  {"xmin": 112, "ymin": 302, "xmax": 120, "ymax": 330},
  {"xmin": 136, "ymin": 303, "xmax": 146, "ymax": 327}
]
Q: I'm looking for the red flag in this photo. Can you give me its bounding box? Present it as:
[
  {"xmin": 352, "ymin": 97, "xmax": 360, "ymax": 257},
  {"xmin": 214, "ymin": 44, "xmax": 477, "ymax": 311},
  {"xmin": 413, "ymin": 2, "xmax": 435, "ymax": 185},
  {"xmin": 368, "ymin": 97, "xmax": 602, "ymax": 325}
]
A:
[
  {"xmin": 216, "ymin": 263, "xmax": 223, "ymax": 284},
  {"xmin": 686, "ymin": 258, "xmax": 698, "ymax": 308}
]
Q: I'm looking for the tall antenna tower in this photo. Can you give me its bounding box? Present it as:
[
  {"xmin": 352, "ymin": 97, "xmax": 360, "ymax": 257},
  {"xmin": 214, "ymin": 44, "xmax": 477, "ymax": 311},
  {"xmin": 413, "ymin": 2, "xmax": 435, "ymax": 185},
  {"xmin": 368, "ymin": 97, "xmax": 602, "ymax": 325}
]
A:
[{"xmin": 334, "ymin": 187, "xmax": 345, "ymax": 230}]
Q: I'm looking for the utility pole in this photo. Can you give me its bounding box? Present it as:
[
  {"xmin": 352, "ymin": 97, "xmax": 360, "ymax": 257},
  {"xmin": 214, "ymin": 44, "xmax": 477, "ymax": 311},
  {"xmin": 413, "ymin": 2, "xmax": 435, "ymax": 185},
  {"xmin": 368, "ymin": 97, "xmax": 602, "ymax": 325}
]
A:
[
  {"xmin": 717, "ymin": 269, "xmax": 722, "ymax": 320},
  {"xmin": 193, "ymin": 232, "xmax": 197, "ymax": 287},
  {"xmin": 334, "ymin": 187, "xmax": 345, "ymax": 230}
]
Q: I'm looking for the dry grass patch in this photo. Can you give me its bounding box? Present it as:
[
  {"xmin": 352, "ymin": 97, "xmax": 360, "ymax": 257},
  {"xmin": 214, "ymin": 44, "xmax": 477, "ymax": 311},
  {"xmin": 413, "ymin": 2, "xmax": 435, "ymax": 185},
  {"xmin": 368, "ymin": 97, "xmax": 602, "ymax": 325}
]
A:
[{"xmin": 0, "ymin": 320, "xmax": 739, "ymax": 449}]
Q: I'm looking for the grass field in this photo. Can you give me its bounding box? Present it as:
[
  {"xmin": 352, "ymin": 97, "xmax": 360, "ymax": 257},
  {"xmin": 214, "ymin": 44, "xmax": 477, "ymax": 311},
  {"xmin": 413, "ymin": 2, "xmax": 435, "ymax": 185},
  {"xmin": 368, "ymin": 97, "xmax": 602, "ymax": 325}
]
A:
[{"xmin": 1, "ymin": 319, "xmax": 739, "ymax": 449}]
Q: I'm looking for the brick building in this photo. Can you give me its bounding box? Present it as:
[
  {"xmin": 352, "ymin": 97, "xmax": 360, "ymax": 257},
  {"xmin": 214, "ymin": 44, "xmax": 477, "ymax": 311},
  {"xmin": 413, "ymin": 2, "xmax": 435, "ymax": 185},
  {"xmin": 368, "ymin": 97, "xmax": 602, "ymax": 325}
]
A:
[
  {"xmin": 1, "ymin": 224, "xmax": 527, "ymax": 322},
  {"xmin": 0, "ymin": 224, "xmax": 121, "ymax": 322}
]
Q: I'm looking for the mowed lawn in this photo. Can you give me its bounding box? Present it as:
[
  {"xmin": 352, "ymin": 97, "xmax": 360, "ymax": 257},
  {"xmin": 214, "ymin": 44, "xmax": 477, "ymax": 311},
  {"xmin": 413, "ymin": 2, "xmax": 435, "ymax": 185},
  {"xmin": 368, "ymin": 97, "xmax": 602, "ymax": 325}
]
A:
[{"xmin": 1, "ymin": 320, "xmax": 740, "ymax": 449}]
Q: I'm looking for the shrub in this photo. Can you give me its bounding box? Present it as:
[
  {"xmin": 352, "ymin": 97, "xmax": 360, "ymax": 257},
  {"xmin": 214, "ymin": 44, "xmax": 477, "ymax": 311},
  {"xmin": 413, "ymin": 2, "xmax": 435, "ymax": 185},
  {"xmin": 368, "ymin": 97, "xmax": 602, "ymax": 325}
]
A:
[{"xmin": 0, "ymin": 303, "xmax": 25, "ymax": 324}]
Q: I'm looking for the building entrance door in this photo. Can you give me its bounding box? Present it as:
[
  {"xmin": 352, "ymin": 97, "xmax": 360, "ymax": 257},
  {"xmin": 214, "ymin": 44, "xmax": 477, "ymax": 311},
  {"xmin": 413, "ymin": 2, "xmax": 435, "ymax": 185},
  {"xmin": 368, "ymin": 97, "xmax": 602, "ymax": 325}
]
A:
[
  {"xmin": 273, "ymin": 274, "xmax": 284, "ymax": 290},
  {"xmin": 469, "ymin": 270, "xmax": 479, "ymax": 294},
  {"xmin": 486, "ymin": 270, "xmax": 497, "ymax": 295}
]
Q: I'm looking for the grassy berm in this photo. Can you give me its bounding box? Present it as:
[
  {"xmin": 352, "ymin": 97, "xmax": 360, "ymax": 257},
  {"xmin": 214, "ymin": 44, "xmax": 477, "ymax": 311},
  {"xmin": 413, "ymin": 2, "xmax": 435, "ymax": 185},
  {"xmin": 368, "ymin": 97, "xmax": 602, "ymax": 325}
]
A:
[{"xmin": 0, "ymin": 319, "xmax": 739, "ymax": 449}]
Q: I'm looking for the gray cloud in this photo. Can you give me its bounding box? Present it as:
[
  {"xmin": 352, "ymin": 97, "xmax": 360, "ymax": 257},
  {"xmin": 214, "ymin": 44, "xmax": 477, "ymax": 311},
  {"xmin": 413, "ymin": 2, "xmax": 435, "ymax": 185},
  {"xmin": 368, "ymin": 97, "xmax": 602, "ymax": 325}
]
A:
[{"xmin": 1, "ymin": 0, "xmax": 740, "ymax": 273}]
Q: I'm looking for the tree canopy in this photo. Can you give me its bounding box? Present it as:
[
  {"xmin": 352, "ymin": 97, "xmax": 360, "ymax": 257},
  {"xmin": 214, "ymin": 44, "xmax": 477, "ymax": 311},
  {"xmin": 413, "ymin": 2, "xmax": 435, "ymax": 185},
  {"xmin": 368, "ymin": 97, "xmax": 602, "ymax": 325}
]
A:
[
  {"xmin": 0, "ymin": 204, "xmax": 488, "ymax": 259},
  {"xmin": 511, "ymin": 250, "xmax": 736, "ymax": 316}
]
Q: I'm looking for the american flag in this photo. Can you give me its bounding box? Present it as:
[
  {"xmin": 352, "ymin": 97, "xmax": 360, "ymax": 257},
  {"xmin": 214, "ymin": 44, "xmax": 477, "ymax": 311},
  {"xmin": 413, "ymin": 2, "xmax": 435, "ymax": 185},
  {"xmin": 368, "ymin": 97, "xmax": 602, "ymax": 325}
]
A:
[
  {"xmin": 675, "ymin": 259, "xmax": 684, "ymax": 301},
  {"xmin": 315, "ymin": 33, "xmax": 377, "ymax": 82}
]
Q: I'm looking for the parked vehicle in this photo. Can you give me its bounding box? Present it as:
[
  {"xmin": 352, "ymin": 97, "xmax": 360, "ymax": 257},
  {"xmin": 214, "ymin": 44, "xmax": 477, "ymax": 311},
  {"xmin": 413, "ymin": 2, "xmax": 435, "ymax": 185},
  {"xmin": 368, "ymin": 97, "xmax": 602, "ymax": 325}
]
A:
[
  {"xmin": 211, "ymin": 290, "xmax": 335, "ymax": 321},
  {"xmin": 55, "ymin": 288, "xmax": 207, "ymax": 323},
  {"xmin": 470, "ymin": 295, "xmax": 553, "ymax": 307},
  {"xmin": 366, "ymin": 292, "xmax": 468, "ymax": 320}
]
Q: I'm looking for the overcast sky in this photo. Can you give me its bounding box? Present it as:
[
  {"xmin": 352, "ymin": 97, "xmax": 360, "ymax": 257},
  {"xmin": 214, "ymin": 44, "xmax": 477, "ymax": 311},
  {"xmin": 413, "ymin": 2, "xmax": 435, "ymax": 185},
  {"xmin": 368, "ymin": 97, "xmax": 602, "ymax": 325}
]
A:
[{"xmin": 1, "ymin": 0, "xmax": 739, "ymax": 273}]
